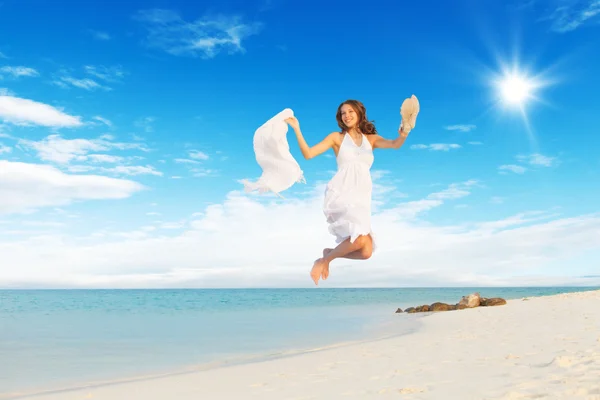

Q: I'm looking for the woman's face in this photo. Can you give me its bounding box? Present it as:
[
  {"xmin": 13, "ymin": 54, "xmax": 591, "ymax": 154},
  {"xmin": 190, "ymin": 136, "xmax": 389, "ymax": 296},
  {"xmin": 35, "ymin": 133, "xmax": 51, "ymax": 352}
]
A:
[{"xmin": 340, "ymin": 104, "xmax": 358, "ymax": 129}]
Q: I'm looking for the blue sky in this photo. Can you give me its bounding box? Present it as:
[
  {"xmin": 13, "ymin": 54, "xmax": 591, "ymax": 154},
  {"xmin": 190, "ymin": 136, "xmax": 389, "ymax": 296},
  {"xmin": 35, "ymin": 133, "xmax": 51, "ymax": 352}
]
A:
[{"xmin": 1, "ymin": 0, "xmax": 599, "ymax": 288}]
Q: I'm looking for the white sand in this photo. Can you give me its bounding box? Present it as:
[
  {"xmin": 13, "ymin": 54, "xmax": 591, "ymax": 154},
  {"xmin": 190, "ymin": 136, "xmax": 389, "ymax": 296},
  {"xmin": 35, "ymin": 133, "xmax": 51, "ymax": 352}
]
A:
[{"xmin": 15, "ymin": 289, "xmax": 600, "ymax": 400}]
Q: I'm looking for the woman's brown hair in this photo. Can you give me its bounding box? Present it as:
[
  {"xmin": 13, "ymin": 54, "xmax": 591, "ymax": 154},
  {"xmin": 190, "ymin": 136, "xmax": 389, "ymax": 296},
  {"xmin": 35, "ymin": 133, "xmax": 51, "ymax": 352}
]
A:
[{"xmin": 335, "ymin": 100, "xmax": 378, "ymax": 135}]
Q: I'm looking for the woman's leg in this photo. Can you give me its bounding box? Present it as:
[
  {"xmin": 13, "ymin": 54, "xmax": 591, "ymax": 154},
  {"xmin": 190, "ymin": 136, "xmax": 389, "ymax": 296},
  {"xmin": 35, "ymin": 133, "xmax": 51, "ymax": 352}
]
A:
[
  {"xmin": 322, "ymin": 247, "xmax": 370, "ymax": 260},
  {"xmin": 310, "ymin": 234, "xmax": 373, "ymax": 285}
]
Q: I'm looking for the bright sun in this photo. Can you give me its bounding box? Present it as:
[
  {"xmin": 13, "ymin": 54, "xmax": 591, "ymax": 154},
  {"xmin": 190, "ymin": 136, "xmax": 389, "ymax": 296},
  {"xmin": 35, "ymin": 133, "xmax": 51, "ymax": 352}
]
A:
[
  {"xmin": 481, "ymin": 51, "xmax": 559, "ymax": 148},
  {"xmin": 486, "ymin": 61, "xmax": 555, "ymax": 148},
  {"xmin": 499, "ymin": 73, "xmax": 534, "ymax": 106}
]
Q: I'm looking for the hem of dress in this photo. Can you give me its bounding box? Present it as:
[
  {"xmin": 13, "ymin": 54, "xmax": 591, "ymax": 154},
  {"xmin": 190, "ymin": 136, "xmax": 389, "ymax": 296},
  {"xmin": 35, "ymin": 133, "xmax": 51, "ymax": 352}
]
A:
[
  {"xmin": 241, "ymin": 174, "xmax": 306, "ymax": 197},
  {"xmin": 332, "ymin": 230, "xmax": 377, "ymax": 253}
]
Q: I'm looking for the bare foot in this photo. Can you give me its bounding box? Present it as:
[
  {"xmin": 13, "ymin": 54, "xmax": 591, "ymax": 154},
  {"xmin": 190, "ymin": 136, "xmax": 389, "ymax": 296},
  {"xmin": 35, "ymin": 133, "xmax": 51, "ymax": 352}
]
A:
[
  {"xmin": 321, "ymin": 264, "xmax": 330, "ymax": 280},
  {"xmin": 310, "ymin": 258, "xmax": 328, "ymax": 286},
  {"xmin": 321, "ymin": 249, "xmax": 332, "ymax": 280}
]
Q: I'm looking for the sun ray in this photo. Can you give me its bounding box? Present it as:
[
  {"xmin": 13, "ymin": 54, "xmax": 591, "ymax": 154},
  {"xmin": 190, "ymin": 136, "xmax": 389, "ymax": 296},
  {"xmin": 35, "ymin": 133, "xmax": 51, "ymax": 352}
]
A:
[{"xmin": 518, "ymin": 104, "xmax": 539, "ymax": 152}]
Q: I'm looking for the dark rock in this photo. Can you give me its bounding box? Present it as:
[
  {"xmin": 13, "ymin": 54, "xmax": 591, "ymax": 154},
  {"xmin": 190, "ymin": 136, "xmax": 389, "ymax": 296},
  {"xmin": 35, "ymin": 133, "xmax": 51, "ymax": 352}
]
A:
[
  {"xmin": 458, "ymin": 292, "xmax": 481, "ymax": 308},
  {"xmin": 481, "ymin": 297, "xmax": 506, "ymax": 306},
  {"xmin": 395, "ymin": 293, "xmax": 507, "ymax": 313},
  {"xmin": 430, "ymin": 302, "xmax": 451, "ymax": 311}
]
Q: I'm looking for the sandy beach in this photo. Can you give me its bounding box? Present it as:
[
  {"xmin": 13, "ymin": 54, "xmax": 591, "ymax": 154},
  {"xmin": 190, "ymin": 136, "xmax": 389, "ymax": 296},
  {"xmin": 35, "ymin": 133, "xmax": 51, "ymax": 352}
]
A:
[{"xmin": 13, "ymin": 289, "xmax": 600, "ymax": 400}]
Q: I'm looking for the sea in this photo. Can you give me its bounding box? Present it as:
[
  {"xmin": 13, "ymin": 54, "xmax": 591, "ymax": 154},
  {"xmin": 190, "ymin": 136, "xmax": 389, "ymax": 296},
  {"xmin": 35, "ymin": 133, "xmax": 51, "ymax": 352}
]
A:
[{"xmin": 1, "ymin": 286, "xmax": 597, "ymax": 397}]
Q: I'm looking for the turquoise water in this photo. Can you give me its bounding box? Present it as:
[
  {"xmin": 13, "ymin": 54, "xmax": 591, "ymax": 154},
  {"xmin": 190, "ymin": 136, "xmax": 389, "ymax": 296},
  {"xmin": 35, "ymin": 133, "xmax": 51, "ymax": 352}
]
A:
[{"xmin": 0, "ymin": 286, "xmax": 597, "ymax": 397}]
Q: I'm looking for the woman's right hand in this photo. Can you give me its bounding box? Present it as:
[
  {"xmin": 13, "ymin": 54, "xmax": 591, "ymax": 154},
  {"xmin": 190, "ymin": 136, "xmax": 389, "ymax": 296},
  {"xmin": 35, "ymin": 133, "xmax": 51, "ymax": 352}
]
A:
[{"xmin": 284, "ymin": 116, "xmax": 300, "ymax": 131}]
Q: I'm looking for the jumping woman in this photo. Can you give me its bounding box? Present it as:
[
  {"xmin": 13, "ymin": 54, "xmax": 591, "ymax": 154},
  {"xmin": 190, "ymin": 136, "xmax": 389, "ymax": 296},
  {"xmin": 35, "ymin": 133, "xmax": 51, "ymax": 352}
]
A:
[{"xmin": 284, "ymin": 96, "xmax": 419, "ymax": 285}]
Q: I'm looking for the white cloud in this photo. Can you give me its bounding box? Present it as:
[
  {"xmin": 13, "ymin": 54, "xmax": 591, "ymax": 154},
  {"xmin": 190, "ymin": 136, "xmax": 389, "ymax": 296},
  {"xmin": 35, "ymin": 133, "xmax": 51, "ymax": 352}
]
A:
[
  {"xmin": 176, "ymin": 150, "xmax": 215, "ymax": 177},
  {"xmin": 89, "ymin": 30, "xmax": 111, "ymax": 40},
  {"xmin": 54, "ymin": 76, "xmax": 107, "ymax": 91},
  {"xmin": 498, "ymin": 153, "xmax": 558, "ymax": 175},
  {"xmin": 133, "ymin": 9, "xmax": 262, "ymax": 58},
  {"xmin": 543, "ymin": 0, "xmax": 600, "ymax": 32},
  {"xmin": 189, "ymin": 150, "xmax": 209, "ymax": 160},
  {"xmin": 160, "ymin": 221, "xmax": 186, "ymax": 230},
  {"xmin": 86, "ymin": 154, "xmax": 124, "ymax": 163},
  {"xmin": 66, "ymin": 164, "xmax": 162, "ymax": 177},
  {"xmin": 0, "ymin": 52, "xmax": 6, "ymax": 59},
  {"xmin": 411, "ymin": 143, "xmax": 461, "ymax": 151},
  {"xmin": 175, "ymin": 158, "xmax": 200, "ymax": 164},
  {"xmin": 499, "ymin": 164, "xmax": 527, "ymax": 174},
  {"xmin": 23, "ymin": 221, "xmax": 67, "ymax": 228},
  {"xmin": 65, "ymin": 165, "xmax": 95, "ymax": 173},
  {"xmin": 53, "ymin": 65, "xmax": 124, "ymax": 91},
  {"xmin": 0, "ymin": 178, "xmax": 598, "ymax": 288},
  {"xmin": 191, "ymin": 168, "xmax": 217, "ymax": 177},
  {"xmin": 135, "ymin": 116, "xmax": 155, "ymax": 133},
  {"xmin": 475, "ymin": 211, "xmax": 563, "ymax": 234},
  {"xmin": 377, "ymin": 180, "xmax": 478, "ymax": 220},
  {"xmin": 0, "ymin": 160, "xmax": 145, "ymax": 215},
  {"xmin": 517, "ymin": 153, "xmax": 557, "ymax": 167},
  {"xmin": 0, "ymin": 220, "xmax": 68, "ymax": 238},
  {"xmin": 18, "ymin": 134, "xmax": 147, "ymax": 164},
  {"xmin": 0, "ymin": 143, "xmax": 11, "ymax": 154},
  {"xmin": 0, "ymin": 95, "xmax": 83, "ymax": 127},
  {"xmin": 430, "ymin": 180, "xmax": 478, "ymax": 199},
  {"xmin": 0, "ymin": 66, "xmax": 39, "ymax": 78},
  {"xmin": 370, "ymin": 170, "xmax": 408, "ymax": 208},
  {"xmin": 103, "ymin": 165, "xmax": 162, "ymax": 176},
  {"xmin": 92, "ymin": 116, "xmax": 112, "ymax": 127},
  {"xmin": 490, "ymin": 196, "xmax": 504, "ymax": 204},
  {"xmin": 468, "ymin": 141, "xmax": 483, "ymax": 145},
  {"xmin": 84, "ymin": 65, "xmax": 125, "ymax": 82},
  {"xmin": 430, "ymin": 143, "xmax": 461, "ymax": 151},
  {"xmin": 0, "ymin": 121, "xmax": 11, "ymax": 138},
  {"xmin": 445, "ymin": 124, "xmax": 476, "ymax": 132}
]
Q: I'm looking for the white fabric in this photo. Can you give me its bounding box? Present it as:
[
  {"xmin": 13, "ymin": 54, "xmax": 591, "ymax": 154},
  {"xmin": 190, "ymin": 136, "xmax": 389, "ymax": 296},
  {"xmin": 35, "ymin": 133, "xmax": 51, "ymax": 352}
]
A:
[
  {"xmin": 242, "ymin": 108, "xmax": 305, "ymax": 196},
  {"xmin": 323, "ymin": 133, "xmax": 376, "ymax": 250}
]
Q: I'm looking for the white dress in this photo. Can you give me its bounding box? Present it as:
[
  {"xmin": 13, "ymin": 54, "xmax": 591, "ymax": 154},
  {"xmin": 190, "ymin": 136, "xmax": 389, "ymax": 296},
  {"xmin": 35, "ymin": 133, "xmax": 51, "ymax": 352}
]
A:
[{"xmin": 323, "ymin": 132, "xmax": 376, "ymax": 250}]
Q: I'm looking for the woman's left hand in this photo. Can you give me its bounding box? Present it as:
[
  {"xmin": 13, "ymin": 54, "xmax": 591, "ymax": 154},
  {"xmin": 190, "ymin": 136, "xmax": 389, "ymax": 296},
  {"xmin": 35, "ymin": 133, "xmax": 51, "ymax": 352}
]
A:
[{"xmin": 285, "ymin": 116, "xmax": 300, "ymax": 131}]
